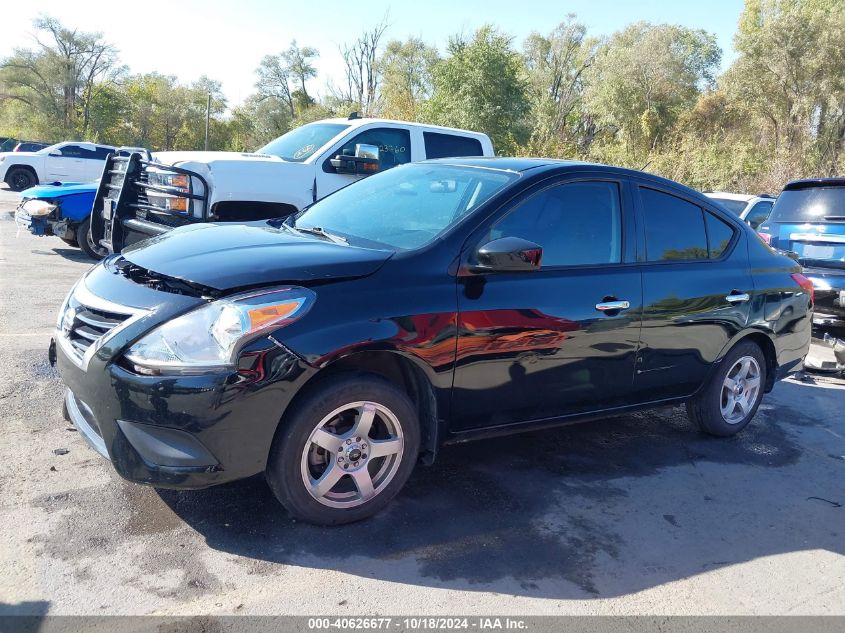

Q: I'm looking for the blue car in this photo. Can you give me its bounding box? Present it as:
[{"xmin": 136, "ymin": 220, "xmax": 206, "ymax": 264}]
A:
[
  {"xmin": 14, "ymin": 181, "xmax": 104, "ymax": 259},
  {"xmin": 758, "ymin": 178, "xmax": 845, "ymax": 327}
]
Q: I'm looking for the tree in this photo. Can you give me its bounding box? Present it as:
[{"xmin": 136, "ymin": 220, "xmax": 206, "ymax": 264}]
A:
[
  {"xmin": 255, "ymin": 54, "xmax": 295, "ymax": 117},
  {"xmin": 583, "ymin": 22, "xmax": 721, "ymax": 160},
  {"xmin": 423, "ymin": 26, "xmax": 530, "ymax": 153},
  {"xmin": 722, "ymin": 0, "xmax": 845, "ymax": 175},
  {"xmin": 377, "ymin": 37, "xmax": 438, "ymax": 120},
  {"xmin": 282, "ymin": 40, "xmax": 318, "ymax": 106},
  {"xmin": 522, "ymin": 15, "xmax": 595, "ymax": 154},
  {"xmin": 337, "ymin": 18, "xmax": 389, "ymax": 116},
  {"xmin": 0, "ymin": 15, "xmax": 124, "ymax": 139}
]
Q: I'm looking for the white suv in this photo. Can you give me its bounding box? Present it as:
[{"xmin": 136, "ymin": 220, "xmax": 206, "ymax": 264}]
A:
[
  {"xmin": 0, "ymin": 141, "xmax": 116, "ymax": 191},
  {"xmin": 93, "ymin": 116, "xmax": 495, "ymax": 253},
  {"xmin": 704, "ymin": 192, "xmax": 776, "ymax": 230}
]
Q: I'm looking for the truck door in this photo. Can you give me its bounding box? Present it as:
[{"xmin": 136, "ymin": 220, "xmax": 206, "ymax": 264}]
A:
[{"xmin": 315, "ymin": 127, "xmax": 413, "ymax": 200}]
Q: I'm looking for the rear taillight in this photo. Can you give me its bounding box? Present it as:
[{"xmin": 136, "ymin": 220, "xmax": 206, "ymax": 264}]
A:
[
  {"xmin": 757, "ymin": 232, "xmax": 773, "ymax": 245},
  {"xmin": 791, "ymin": 273, "xmax": 814, "ymax": 306}
]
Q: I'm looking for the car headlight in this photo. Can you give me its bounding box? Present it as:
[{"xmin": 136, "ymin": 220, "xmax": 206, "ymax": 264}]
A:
[
  {"xmin": 124, "ymin": 287, "xmax": 315, "ymax": 374},
  {"xmin": 22, "ymin": 199, "xmax": 58, "ymax": 217},
  {"xmin": 148, "ymin": 171, "xmax": 190, "ymax": 191}
]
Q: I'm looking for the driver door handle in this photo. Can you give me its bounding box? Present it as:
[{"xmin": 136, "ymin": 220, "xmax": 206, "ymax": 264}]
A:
[
  {"xmin": 725, "ymin": 292, "xmax": 750, "ymax": 304},
  {"xmin": 595, "ymin": 300, "xmax": 630, "ymax": 312}
]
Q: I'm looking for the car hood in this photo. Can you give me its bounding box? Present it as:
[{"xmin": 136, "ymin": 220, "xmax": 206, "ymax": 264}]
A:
[
  {"xmin": 121, "ymin": 223, "xmax": 393, "ymax": 291},
  {"xmin": 152, "ymin": 150, "xmax": 285, "ymax": 166},
  {"xmin": 21, "ymin": 182, "xmax": 97, "ymax": 199}
]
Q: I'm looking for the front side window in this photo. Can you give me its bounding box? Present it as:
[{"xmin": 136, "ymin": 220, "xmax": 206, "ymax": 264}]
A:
[
  {"xmin": 325, "ymin": 127, "xmax": 412, "ymax": 172},
  {"xmin": 641, "ymin": 188, "xmax": 709, "ymax": 261},
  {"xmin": 57, "ymin": 145, "xmax": 83, "ymax": 158},
  {"xmin": 294, "ymin": 163, "xmax": 517, "ymax": 250},
  {"xmin": 94, "ymin": 146, "xmax": 114, "ymax": 160},
  {"xmin": 424, "ymin": 132, "xmax": 484, "ymax": 159},
  {"xmin": 258, "ymin": 123, "xmax": 350, "ymax": 162},
  {"xmin": 487, "ymin": 181, "xmax": 623, "ymax": 267}
]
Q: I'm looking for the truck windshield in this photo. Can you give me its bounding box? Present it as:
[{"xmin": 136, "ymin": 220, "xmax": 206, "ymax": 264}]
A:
[
  {"xmin": 258, "ymin": 123, "xmax": 349, "ymax": 162},
  {"xmin": 293, "ymin": 163, "xmax": 518, "ymax": 250},
  {"xmin": 769, "ymin": 186, "xmax": 845, "ymax": 223}
]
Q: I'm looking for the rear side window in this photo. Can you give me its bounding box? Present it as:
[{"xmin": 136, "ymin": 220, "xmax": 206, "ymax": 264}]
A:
[
  {"xmin": 423, "ymin": 132, "xmax": 484, "ymax": 159},
  {"xmin": 489, "ymin": 181, "xmax": 622, "ymax": 266},
  {"xmin": 641, "ymin": 188, "xmax": 708, "ymax": 261},
  {"xmin": 705, "ymin": 212, "xmax": 735, "ymax": 258},
  {"xmin": 94, "ymin": 146, "xmax": 114, "ymax": 159},
  {"xmin": 769, "ymin": 187, "xmax": 845, "ymax": 223}
]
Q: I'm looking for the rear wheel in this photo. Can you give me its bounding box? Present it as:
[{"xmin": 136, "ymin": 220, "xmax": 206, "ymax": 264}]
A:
[
  {"xmin": 266, "ymin": 374, "xmax": 420, "ymax": 525},
  {"xmin": 76, "ymin": 216, "xmax": 107, "ymax": 260},
  {"xmin": 6, "ymin": 167, "xmax": 37, "ymax": 191},
  {"xmin": 687, "ymin": 341, "xmax": 767, "ymax": 436}
]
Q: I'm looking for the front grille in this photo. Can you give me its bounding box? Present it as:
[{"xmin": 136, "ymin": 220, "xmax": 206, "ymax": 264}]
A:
[{"xmin": 64, "ymin": 303, "xmax": 130, "ymax": 362}]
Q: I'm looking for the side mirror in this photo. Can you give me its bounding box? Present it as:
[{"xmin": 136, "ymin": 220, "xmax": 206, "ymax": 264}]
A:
[
  {"xmin": 330, "ymin": 143, "xmax": 380, "ymax": 175},
  {"xmin": 470, "ymin": 237, "xmax": 543, "ymax": 273}
]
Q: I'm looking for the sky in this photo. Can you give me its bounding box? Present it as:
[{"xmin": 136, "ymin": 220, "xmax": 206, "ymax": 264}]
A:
[{"xmin": 3, "ymin": 0, "xmax": 746, "ymax": 108}]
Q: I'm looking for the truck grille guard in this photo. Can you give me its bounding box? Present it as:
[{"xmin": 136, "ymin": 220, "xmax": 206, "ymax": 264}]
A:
[{"xmin": 90, "ymin": 150, "xmax": 210, "ymax": 253}]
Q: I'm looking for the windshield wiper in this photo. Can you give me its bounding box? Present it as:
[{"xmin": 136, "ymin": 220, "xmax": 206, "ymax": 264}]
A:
[{"xmin": 294, "ymin": 225, "xmax": 348, "ymax": 245}]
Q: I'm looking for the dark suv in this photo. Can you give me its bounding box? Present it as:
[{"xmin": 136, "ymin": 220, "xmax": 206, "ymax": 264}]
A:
[
  {"xmin": 758, "ymin": 178, "xmax": 845, "ymax": 327},
  {"xmin": 52, "ymin": 159, "xmax": 812, "ymax": 525}
]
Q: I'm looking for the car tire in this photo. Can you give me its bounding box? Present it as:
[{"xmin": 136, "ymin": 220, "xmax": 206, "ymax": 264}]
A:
[
  {"xmin": 60, "ymin": 237, "xmax": 79, "ymax": 247},
  {"xmin": 266, "ymin": 373, "xmax": 420, "ymax": 525},
  {"xmin": 5, "ymin": 167, "xmax": 37, "ymax": 191},
  {"xmin": 686, "ymin": 340, "xmax": 767, "ymax": 436},
  {"xmin": 76, "ymin": 216, "xmax": 107, "ymax": 260}
]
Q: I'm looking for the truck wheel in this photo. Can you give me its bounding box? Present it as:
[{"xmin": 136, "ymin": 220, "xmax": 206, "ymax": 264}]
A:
[
  {"xmin": 60, "ymin": 237, "xmax": 79, "ymax": 247},
  {"xmin": 266, "ymin": 374, "xmax": 420, "ymax": 525},
  {"xmin": 76, "ymin": 216, "xmax": 107, "ymax": 260},
  {"xmin": 686, "ymin": 341, "xmax": 767, "ymax": 436},
  {"xmin": 5, "ymin": 167, "xmax": 37, "ymax": 191}
]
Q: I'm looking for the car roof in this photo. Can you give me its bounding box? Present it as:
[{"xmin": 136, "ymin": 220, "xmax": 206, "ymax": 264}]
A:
[
  {"xmin": 421, "ymin": 157, "xmax": 712, "ymax": 198},
  {"xmin": 784, "ymin": 177, "xmax": 845, "ymax": 190},
  {"xmin": 319, "ymin": 116, "xmax": 491, "ymax": 138},
  {"xmin": 704, "ymin": 191, "xmax": 755, "ymax": 202}
]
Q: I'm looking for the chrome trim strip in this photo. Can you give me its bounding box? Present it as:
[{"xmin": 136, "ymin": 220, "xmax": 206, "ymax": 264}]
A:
[
  {"xmin": 65, "ymin": 390, "xmax": 109, "ymax": 460},
  {"xmin": 789, "ymin": 233, "xmax": 845, "ymax": 244},
  {"xmin": 58, "ymin": 280, "xmax": 150, "ymax": 371}
]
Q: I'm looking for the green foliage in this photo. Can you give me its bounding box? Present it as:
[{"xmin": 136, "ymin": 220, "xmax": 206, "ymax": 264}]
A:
[
  {"xmin": 422, "ymin": 26, "xmax": 530, "ymax": 153},
  {"xmin": 1, "ymin": 5, "xmax": 842, "ymax": 193}
]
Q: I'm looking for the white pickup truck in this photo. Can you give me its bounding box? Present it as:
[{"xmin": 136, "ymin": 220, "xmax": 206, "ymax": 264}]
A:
[{"xmin": 91, "ymin": 115, "xmax": 494, "ymax": 253}]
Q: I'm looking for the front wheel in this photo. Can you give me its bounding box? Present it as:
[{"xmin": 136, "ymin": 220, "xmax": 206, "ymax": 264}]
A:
[
  {"xmin": 6, "ymin": 167, "xmax": 37, "ymax": 191},
  {"xmin": 76, "ymin": 216, "xmax": 108, "ymax": 260},
  {"xmin": 266, "ymin": 374, "xmax": 420, "ymax": 525},
  {"xmin": 686, "ymin": 341, "xmax": 767, "ymax": 436}
]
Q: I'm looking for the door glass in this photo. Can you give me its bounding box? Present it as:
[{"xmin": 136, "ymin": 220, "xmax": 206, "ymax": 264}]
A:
[
  {"xmin": 58, "ymin": 145, "xmax": 83, "ymax": 158},
  {"xmin": 641, "ymin": 188, "xmax": 708, "ymax": 261},
  {"xmin": 486, "ymin": 181, "xmax": 622, "ymax": 266},
  {"xmin": 423, "ymin": 132, "xmax": 483, "ymax": 159},
  {"xmin": 745, "ymin": 201, "xmax": 773, "ymax": 229},
  {"xmin": 326, "ymin": 128, "xmax": 411, "ymax": 172},
  {"xmin": 705, "ymin": 212, "xmax": 736, "ymax": 258}
]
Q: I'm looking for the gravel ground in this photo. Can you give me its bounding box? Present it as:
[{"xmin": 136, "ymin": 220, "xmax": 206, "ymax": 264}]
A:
[{"xmin": 0, "ymin": 183, "xmax": 843, "ymax": 616}]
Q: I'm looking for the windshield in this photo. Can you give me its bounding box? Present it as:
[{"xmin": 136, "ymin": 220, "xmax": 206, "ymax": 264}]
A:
[
  {"xmin": 769, "ymin": 187, "xmax": 845, "ymax": 223},
  {"xmin": 294, "ymin": 163, "xmax": 518, "ymax": 250},
  {"xmin": 257, "ymin": 123, "xmax": 349, "ymax": 162},
  {"xmin": 37, "ymin": 143, "xmax": 64, "ymax": 155},
  {"xmin": 709, "ymin": 197, "xmax": 748, "ymax": 215}
]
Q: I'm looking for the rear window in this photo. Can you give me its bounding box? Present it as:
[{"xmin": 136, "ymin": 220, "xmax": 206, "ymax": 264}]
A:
[
  {"xmin": 641, "ymin": 188, "xmax": 709, "ymax": 261},
  {"xmin": 423, "ymin": 132, "xmax": 484, "ymax": 159},
  {"xmin": 769, "ymin": 187, "xmax": 845, "ymax": 223}
]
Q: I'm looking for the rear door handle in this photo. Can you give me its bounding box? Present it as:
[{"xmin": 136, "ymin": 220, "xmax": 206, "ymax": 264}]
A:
[
  {"xmin": 725, "ymin": 292, "xmax": 750, "ymax": 304},
  {"xmin": 595, "ymin": 300, "xmax": 630, "ymax": 312}
]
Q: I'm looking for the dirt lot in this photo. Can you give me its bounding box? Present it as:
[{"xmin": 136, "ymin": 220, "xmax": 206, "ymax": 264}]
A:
[{"xmin": 0, "ymin": 183, "xmax": 843, "ymax": 616}]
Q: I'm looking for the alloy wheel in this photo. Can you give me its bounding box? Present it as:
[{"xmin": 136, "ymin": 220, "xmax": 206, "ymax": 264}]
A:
[
  {"xmin": 300, "ymin": 401, "xmax": 404, "ymax": 508},
  {"xmin": 720, "ymin": 355, "xmax": 762, "ymax": 424}
]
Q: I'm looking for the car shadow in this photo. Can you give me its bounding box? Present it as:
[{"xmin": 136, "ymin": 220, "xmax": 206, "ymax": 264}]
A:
[{"xmin": 155, "ymin": 386, "xmax": 844, "ymax": 598}]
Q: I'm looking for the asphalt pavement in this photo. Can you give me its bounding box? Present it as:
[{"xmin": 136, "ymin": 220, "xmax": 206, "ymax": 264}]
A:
[{"xmin": 0, "ymin": 184, "xmax": 843, "ymax": 616}]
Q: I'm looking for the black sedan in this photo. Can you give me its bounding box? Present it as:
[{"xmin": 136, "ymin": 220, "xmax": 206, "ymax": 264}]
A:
[{"xmin": 52, "ymin": 158, "xmax": 812, "ymax": 525}]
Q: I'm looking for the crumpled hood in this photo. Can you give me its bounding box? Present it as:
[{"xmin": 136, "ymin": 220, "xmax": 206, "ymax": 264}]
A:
[
  {"xmin": 121, "ymin": 223, "xmax": 393, "ymax": 291},
  {"xmin": 21, "ymin": 182, "xmax": 97, "ymax": 200}
]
